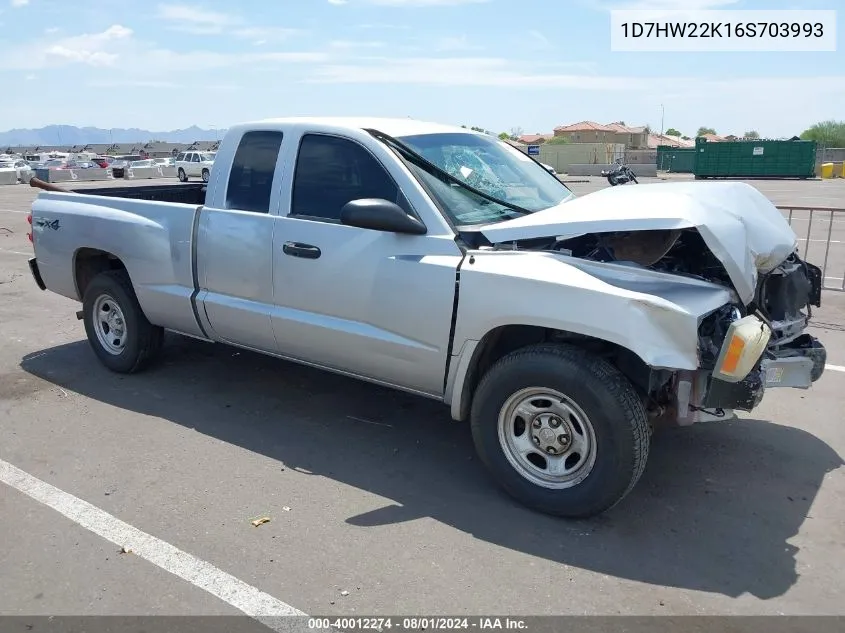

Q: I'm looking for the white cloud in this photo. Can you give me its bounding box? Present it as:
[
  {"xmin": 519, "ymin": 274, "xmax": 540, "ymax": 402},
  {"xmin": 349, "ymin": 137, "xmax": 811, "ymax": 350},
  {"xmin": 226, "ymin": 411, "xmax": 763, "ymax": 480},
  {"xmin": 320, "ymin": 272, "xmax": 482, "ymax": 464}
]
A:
[
  {"xmin": 355, "ymin": 23, "xmax": 410, "ymax": 29},
  {"xmin": 329, "ymin": 39, "xmax": 385, "ymax": 48},
  {"xmin": 10, "ymin": 0, "xmax": 30, "ymax": 7},
  {"xmin": 595, "ymin": 0, "xmax": 739, "ymax": 7},
  {"xmin": 303, "ymin": 56, "xmax": 845, "ymax": 106},
  {"xmin": 305, "ymin": 57, "xmax": 640, "ymax": 88},
  {"xmin": 155, "ymin": 4, "xmax": 305, "ymax": 42},
  {"xmin": 7, "ymin": 23, "xmax": 326, "ymax": 73},
  {"xmin": 233, "ymin": 27, "xmax": 302, "ymax": 40},
  {"xmin": 526, "ymin": 30, "xmax": 553, "ymax": 51},
  {"xmin": 365, "ymin": 0, "xmax": 489, "ymax": 5},
  {"xmin": 129, "ymin": 50, "xmax": 327, "ymax": 75},
  {"xmin": 87, "ymin": 79, "xmax": 180, "ymax": 88},
  {"xmin": 434, "ymin": 35, "xmax": 481, "ymax": 51},
  {"xmin": 155, "ymin": 4, "xmax": 236, "ymax": 34},
  {"xmin": 22, "ymin": 24, "xmax": 133, "ymax": 69}
]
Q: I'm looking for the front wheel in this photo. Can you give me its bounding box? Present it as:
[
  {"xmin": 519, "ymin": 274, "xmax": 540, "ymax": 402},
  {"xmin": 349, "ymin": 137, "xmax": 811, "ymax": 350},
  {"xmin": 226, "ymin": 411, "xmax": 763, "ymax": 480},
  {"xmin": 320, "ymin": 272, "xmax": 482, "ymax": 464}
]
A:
[
  {"xmin": 82, "ymin": 270, "xmax": 164, "ymax": 373},
  {"xmin": 470, "ymin": 343, "xmax": 650, "ymax": 518},
  {"xmin": 607, "ymin": 175, "xmax": 618, "ymax": 186},
  {"xmin": 202, "ymin": 169, "xmax": 210, "ymax": 183},
  {"xmin": 178, "ymin": 168, "xmax": 188, "ymax": 182}
]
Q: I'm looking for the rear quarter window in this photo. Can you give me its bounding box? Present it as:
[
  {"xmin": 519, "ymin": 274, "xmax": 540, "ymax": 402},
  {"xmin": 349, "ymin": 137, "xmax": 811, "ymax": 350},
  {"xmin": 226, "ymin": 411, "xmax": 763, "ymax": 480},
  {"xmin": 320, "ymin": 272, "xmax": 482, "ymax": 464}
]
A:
[{"xmin": 225, "ymin": 130, "xmax": 284, "ymax": 214}]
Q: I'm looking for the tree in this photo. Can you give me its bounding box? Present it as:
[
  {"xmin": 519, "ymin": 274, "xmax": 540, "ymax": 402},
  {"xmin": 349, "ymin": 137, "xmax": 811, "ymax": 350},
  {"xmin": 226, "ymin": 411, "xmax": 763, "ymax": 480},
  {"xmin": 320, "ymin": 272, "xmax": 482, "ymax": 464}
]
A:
[
  {"xmin": 498, "ymin": 132, "xmax": 510, "ymax": 140},
  {"xmin": 697, "ymin": 126, "xmax": 717, "ymax": 137},
  {"xmin": 800, "ymin": 120, "xmax": 845, "ymax": 147},
  {"xmin": 665, "ymin": 127, "xmax": 682, "ymax": 137},
  {"xmin": 510, "ymin": 126, "xmax": 524, "ymax": 139},
  {"xmin": 743, "ymin": 130, "xmax": 760, "ymax": 139},
  {"xmin": 545, "ymin": 136, "xmax": 570, "ymax": 145}
]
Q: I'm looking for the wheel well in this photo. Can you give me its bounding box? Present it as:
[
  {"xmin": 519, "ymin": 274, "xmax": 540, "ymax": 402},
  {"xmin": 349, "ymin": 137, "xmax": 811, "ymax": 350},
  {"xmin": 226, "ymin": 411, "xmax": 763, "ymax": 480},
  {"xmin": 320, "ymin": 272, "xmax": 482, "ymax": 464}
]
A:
[
  {"xmin": 74, "ymin": 248, "xmax": 127, "ymax": 299},
  {"xmin": 455, "ymin": 325, "xmax": 654, "ymax": 421}
]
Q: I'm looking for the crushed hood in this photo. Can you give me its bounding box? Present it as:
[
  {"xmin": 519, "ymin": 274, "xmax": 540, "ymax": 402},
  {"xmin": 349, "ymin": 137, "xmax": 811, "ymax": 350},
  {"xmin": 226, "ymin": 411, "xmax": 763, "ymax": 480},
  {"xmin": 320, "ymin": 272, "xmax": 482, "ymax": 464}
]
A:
[{"xmin": 475, "ymin": 181, "xmax": 798, "ymax": 304}]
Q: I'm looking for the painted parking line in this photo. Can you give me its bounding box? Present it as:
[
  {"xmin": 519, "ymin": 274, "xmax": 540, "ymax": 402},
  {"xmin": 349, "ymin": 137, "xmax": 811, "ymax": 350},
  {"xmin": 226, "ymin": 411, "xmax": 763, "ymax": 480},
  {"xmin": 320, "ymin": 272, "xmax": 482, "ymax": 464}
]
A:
[
  {"xmin": 0, "ymin": 458, "xmax": 308, "ymax": 631},
  {"xmin": 827, "ymin": 365, "xmax": 845, "ymax": 373},
  {"xmin": 0, "ymin": 246, "xmax": 31, "ymax": 256}
]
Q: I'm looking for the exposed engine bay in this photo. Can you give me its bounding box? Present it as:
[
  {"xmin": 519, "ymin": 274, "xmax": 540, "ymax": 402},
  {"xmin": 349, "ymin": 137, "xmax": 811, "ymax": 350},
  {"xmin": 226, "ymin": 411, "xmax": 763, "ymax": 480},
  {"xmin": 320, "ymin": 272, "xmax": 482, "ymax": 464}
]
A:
[
  {"xmin": 473, "ymin": 227, "xmax": 825, "ymax": 426},
  {"xmin": 483, "ymin": 227, "xmax": 735, "ymax": 287}
]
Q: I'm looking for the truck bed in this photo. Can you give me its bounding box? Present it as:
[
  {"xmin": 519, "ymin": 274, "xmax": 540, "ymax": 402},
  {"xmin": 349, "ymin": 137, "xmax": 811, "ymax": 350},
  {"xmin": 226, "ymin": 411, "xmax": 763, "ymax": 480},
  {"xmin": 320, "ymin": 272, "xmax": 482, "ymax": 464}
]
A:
[{"xmin": 71, "ymin": 182, "xmax": 206, "ymax": 205}]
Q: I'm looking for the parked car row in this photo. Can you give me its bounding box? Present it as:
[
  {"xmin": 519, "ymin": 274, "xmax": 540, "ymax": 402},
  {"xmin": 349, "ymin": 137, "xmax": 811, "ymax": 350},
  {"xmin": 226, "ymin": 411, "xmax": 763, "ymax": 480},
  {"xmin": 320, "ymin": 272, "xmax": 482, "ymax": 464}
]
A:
[{"xmin": 2, "ymin": 150, "xmax": 191, "ymax": 183}]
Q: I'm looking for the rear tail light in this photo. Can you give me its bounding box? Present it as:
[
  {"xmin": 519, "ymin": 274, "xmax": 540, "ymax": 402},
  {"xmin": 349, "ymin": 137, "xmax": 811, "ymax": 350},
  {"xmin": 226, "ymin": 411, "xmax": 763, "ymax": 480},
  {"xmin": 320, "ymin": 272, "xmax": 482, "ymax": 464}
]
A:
[{"xmin": 27, "ymin": 212, "xmax": 32, "ymax": 243}]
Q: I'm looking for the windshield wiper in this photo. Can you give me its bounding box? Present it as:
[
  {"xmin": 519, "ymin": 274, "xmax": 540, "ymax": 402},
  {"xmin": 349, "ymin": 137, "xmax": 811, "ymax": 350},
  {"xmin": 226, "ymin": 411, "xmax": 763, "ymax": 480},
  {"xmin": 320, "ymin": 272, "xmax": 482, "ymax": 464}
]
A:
[{"xmin": 365, "ymin": 128, "xmax": 534, "ymax": 217}]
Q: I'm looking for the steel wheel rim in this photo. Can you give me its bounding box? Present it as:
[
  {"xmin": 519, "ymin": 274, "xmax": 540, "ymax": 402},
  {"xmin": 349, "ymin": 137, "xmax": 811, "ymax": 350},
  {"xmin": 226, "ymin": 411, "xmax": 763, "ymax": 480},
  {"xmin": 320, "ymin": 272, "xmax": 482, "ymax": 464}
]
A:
[
  {"xmin": 92, "ymin": 293, "xmax": 128, "ymax": 355},
  {"xmin": 497, "ymin": 387, "xmax": 597, "ymax": 489}
]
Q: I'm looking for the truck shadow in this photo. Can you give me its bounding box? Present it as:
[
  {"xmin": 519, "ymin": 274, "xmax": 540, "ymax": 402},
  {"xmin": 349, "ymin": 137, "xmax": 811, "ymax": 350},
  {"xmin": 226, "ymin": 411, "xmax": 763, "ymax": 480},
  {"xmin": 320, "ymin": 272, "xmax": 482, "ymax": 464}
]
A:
[{"xmin": 20, "ymin": 336, "xmax": 844, "ymax": 601}]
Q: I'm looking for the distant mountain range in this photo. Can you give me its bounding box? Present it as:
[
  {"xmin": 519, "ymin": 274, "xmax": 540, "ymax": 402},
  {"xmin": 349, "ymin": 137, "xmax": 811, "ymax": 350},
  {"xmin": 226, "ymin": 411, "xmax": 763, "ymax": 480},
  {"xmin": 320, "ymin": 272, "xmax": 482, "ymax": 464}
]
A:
[{"xmin": 0, "ymin": 125, "xmax": 228, "ymax": 147}]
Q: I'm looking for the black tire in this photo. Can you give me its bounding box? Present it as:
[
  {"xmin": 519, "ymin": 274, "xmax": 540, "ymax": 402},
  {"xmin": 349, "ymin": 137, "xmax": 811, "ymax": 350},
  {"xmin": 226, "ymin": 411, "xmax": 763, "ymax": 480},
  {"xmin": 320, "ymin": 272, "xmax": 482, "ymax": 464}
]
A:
[
  {"xmin": 178, "ymin": 168, "xmax": 188, "ymax": 182},
  {"xmin": 82, "ymin": 270, "xmax": 164, "ymax": 373},
  {"xmin": 470, "ymin": 343, "xmax": 650, "ymax": 518},
  {"xmin": 201, "ymin": 169, "xmax": 210, "ymax": 183},
  {"xmin": 607, "ymin": 175, "xmax": 618, "ymax": 186}
]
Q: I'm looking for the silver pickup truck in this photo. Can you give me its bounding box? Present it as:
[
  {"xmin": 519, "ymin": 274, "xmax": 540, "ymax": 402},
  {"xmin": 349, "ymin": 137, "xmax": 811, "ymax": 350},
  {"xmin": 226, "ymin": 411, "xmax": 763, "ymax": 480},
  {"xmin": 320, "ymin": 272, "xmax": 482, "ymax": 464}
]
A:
[{"xmin": 26, "ymin": 117, "xmax": 826, "ymax": 518}]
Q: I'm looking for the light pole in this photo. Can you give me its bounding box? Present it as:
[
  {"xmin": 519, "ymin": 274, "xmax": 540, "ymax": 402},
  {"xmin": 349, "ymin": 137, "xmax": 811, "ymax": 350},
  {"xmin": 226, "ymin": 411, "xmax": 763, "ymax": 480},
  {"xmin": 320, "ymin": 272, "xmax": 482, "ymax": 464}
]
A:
[{"xmin": 660, "ymin": 103, "xmax": 665, "ymax": 137}]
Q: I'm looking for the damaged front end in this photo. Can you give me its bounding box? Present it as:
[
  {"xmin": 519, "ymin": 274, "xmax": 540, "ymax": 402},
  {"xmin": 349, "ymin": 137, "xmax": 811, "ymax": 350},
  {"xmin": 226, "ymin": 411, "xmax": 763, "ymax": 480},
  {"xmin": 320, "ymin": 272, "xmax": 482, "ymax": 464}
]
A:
[
  {"xmin": 656, "ymin": 252, "xmax": 826, "ymax": 427},
  {"xmin": 469, "ymin": 224, "xmax": 827, "ymax": 428}
]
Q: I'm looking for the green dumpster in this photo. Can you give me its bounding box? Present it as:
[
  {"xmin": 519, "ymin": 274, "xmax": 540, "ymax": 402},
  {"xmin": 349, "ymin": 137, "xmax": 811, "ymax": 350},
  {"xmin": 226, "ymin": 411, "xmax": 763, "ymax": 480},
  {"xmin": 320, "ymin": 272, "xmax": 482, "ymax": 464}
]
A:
[{"xmin": 694, "ymin": 138, "xmax": 816, "ymax": 179}]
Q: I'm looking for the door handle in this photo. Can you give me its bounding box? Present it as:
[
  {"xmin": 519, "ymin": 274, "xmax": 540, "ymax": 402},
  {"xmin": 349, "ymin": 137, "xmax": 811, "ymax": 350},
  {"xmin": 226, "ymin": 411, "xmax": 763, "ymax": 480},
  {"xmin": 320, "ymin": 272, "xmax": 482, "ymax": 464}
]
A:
[{"xmin": 283, "ymin": 241, "xmax": 321, "ymax": 259}]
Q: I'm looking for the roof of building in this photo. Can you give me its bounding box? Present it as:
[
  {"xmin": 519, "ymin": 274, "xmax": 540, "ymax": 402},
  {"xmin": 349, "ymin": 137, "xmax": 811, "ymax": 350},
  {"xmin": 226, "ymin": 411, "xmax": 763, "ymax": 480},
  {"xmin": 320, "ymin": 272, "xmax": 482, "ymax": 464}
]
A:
[
  {"xmin": 517, "ymin": 133, "xmax": 553, "ymax": 144},
  {"xmin": 648, "ymin": 134, "xmax": 696, "ymax": 149},
  {"xmin": 604, "ymin": 122, "xmax": 647, "ymax": 134},
  {"xmin": 553, "ymin": 121, "xmax": 617, "ymax": 133}
]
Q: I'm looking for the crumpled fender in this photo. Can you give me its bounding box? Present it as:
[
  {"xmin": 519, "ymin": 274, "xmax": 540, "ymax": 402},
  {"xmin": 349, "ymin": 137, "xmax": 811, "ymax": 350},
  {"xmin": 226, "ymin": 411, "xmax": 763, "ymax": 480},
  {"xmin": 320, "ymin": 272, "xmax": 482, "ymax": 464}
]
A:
[{"xmin": 444, "ymin": 250, "xmax": 734, "ymax": 419}]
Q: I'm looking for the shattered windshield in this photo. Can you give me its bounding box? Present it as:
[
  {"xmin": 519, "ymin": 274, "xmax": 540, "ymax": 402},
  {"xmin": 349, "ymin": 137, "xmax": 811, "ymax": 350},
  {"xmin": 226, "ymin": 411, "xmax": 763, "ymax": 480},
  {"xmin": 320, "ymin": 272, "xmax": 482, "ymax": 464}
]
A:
[{"xmin": 396, "ymin": 132, "xmax": 574, "ymax": 226}]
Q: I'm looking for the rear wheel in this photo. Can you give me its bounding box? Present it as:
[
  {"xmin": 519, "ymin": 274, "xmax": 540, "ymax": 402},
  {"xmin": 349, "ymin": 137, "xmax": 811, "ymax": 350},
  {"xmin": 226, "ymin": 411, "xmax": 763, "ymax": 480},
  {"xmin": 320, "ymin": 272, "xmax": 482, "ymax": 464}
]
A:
[
  {"xmin": 178, "ymin": 168, "xmax": 188, "ymax": 182},
  {"xmin": 470, "ymin": 343, "xmax": 650, "ymax": 518},
  {"xmin": 82, "ymin": 270, "xmax": 164, "ymax": 373}
]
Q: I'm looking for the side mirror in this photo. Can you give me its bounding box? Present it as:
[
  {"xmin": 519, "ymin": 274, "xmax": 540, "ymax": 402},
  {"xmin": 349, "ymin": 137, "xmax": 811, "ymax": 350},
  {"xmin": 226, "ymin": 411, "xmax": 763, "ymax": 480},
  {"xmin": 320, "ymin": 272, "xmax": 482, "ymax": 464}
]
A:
[{"xmin": 340, "ymin": 198, "xmax": 427, "ymax": 235}]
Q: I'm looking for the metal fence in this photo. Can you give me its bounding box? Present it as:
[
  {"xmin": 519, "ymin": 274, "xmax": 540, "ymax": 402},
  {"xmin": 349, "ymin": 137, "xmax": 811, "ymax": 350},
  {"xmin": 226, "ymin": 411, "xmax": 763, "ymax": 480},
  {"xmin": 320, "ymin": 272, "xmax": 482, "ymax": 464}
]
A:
[{"xmin": 778, "ymin": 206, "xmax": 845, "ymax": 292}]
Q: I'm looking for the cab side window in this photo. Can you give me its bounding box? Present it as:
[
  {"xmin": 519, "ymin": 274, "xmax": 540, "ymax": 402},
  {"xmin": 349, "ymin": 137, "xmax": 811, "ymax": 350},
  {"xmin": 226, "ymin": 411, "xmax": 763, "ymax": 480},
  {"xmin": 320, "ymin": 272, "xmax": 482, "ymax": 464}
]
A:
[
  {"xmin": 225, "ymin": 130, "xmax": 284, "ymax": 214},
  {"xmin": 290, "ymin": 134, "xmax": 409, "ymax": 221}
]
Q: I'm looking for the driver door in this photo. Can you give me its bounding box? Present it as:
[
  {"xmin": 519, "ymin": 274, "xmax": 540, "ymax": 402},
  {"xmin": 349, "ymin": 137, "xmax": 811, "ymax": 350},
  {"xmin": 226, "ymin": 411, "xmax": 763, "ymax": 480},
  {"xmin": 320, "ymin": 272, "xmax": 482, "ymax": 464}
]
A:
[{"xmin": 269, "ymin": 132, "xmax": 462, "ymax": 397}]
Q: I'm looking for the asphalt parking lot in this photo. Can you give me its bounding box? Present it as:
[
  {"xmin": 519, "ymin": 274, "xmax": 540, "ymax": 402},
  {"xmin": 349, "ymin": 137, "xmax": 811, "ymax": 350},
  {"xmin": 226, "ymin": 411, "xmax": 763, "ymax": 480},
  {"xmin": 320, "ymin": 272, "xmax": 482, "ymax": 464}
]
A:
[{"xmin": 1, "ymin": 176, "xmax": 844, "ymax": 622}]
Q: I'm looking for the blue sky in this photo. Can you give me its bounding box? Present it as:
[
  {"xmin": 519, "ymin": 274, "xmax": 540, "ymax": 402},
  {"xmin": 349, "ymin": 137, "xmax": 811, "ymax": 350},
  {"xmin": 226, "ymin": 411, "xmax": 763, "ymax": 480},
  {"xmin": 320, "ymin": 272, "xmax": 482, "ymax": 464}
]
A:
[{"xmin": 0, "ymin": 0, "xmax": 842, "ymax": 137}]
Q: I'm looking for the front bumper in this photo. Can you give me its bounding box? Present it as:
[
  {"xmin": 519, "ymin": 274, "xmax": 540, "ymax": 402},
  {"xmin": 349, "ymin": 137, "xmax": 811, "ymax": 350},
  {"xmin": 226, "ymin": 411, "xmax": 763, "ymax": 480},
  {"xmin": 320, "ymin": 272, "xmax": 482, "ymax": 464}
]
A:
[
  {"xmin": 28, "ymin": 257, "xmax": 46, "ymax": 291},
  {"xmin": 703, "ymin": 332, "xmax": 826, "ymax": 414}
]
